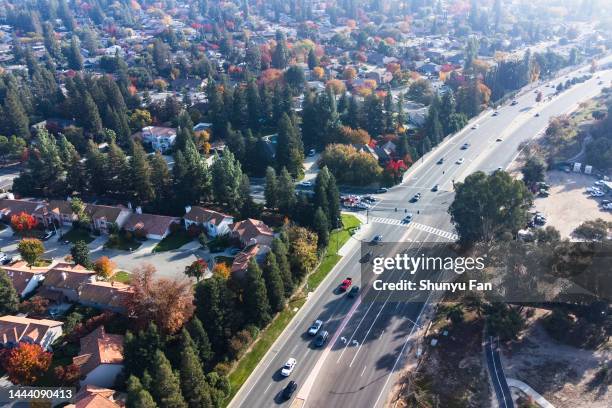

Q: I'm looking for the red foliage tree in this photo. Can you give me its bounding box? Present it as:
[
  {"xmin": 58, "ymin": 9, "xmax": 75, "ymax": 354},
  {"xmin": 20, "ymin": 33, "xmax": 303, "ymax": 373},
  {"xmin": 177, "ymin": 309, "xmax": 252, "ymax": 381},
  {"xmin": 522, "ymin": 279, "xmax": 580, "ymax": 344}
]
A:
[
  {"xmin": 54, "ymin": 364, "xmax": 81, "ymax": 386},
  {"xmin": 10, "ymin": 212, "xmax": 37, "ymax": 232},
  {"xmin": 2, "ymin": 342, "xmax": 52, "ymax": 385}
]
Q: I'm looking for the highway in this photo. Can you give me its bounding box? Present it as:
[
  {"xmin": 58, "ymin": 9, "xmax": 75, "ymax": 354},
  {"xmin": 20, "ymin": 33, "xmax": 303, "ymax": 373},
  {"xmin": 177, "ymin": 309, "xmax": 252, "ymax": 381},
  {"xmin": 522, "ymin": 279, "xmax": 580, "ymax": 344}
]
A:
[{"xmin": 229, "ymin": 59, "xmax": 612, "ymax": 408}]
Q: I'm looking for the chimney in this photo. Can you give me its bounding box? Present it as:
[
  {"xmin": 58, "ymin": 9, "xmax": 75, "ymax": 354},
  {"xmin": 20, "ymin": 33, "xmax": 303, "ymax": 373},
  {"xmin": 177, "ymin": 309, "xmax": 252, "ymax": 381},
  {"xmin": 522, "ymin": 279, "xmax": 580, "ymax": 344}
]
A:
[
  {"xmin": 185, "ymin": 205, "xmax": 192, "ymax": 214},
  {"xmin": 136, "ymin": 206, "xmax": 142, "ymax": 214}
]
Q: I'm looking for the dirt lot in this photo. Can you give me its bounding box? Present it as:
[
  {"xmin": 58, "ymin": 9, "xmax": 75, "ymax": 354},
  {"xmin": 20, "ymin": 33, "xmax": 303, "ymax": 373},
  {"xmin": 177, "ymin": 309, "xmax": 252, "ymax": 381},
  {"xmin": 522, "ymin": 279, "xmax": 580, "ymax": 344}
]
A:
[
  {"xmin": 501, "ymin": 308, "xmax": 611, "ymax": 408},
  {"xmin": 532, "ymin": 170, "xmax": 612, "ymax": 238}
]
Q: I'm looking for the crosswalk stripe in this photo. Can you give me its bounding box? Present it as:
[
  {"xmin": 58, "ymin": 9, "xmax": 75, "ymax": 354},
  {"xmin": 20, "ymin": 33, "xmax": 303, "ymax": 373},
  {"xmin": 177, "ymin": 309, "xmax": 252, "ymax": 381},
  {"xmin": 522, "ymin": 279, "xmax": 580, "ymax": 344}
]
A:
[{"xmin": 369, "ymin": 217, "xmax": 458, "ymax": 241}]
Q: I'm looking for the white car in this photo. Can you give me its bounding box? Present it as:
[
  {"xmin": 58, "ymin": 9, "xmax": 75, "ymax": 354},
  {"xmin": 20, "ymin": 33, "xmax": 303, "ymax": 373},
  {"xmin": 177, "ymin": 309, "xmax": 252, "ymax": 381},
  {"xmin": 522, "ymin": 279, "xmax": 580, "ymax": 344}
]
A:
[
  {"xmin": 456, "ymin": 158, "xmax": 464, "ymax": 164},
  {"xmin": 281, "ymin": 358, "xmax": 297, "ymax": 376},
  {"xmin": 308, "ymin": 320, "xmax": 323, "ymax": 336},
  {"xmin": 603, "ymin": 203, "xmax": 612, "ymax": 210},
  {"xmin": 591, "ymin": 191, "xmax": 605, "ymax": 197},
  {"xmin": 471, "ymin": 124, "xmax": 479, "ymax": 129},
  {"xmin": 0, "ymin": 252, "xmax": 8, "ymax": 264},
  {"xmin": 594, "ymin": 180, "xmax": 605, "ymax": 186}
]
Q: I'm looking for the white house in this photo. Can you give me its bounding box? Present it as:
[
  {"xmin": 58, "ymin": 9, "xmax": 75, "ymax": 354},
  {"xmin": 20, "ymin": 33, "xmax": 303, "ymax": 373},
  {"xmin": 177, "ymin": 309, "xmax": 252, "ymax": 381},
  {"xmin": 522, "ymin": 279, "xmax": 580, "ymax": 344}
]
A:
[
  {"xmin": 0, "ymin": 315, "xmax": 63, "ymax": 350},
  {"xmin": 73, "ymin": 326, "xmax": 124, "ymax": 388},
  {"xmin": 141, "ymin": 126, "xmax": 177, "ymax": 152},
  {"xmin": 184, "ymin": 206, "xmax": 234, "ymax": 237}
]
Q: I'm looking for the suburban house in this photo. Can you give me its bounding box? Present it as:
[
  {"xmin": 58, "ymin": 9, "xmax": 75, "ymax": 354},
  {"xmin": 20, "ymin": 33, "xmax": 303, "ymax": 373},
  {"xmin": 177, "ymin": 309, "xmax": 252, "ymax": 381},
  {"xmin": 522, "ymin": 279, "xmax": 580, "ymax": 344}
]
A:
[
  {"xmin": 37, "ymin": 199, "xmax": 76, "ymax": 227},
  {"xmin": 123, "ymin": 212, "xmax": 180, "ymax": 240},
  {"xmin": 0, "ymin": 198, "xmax": 44, "ymax": 223},
  {"xmin": 230, "ymin": 244, "xmax": 271, "ymax": 278},
  {"xmin": 229, "ymin": 218, "xmax": 274, "ymax": 247},
  {"xmin": 141, "ymin": 126, "xmax": 177, "ymax": 152},
  {"xmin": 0, "ymin": 315, "xmax": 63, "ymax": 350},
  {"xmin": 77, "ymin": 281, "xmax": 133, "ymax": 314},
  {"xmin": 73, "ymin": 326, "xmax": 124, "ymax": 388},
  {"xmin": 67, "ymin": 386, "xmax": 121, "ymax": 408},
  {"xmin": 41, "ymin": 264, "xmax": 96, "ymax": 302},
  {"xmin": 184, "ymin": 206, "xmax": 234, "ymax": 237},
  {"xmin": 2, "ymin": 260, "xmax": 48, "ymax": 298},
  {"xmin": 85, "ymin": 204, "xmax": 131, "ymax": 234}
]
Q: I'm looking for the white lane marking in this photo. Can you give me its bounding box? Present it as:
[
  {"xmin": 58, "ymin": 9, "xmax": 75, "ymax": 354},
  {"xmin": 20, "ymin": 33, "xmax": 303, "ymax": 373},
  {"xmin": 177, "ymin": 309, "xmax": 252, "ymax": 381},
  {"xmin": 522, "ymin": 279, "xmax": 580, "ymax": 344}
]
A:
[
  {"xmin": 369, "ymin": 217, "xmax": 459, "ymax": 241},
  {"xmin": 264, "ymin": 383, "xmax": 272, "ymax": 393},
  {"xmin": 361, "ymin": 365, "xmax": 367, "ymax": 377},
  {"xmin": 290, "ymin": 344, "xmax": 298, "ymax": 354}
]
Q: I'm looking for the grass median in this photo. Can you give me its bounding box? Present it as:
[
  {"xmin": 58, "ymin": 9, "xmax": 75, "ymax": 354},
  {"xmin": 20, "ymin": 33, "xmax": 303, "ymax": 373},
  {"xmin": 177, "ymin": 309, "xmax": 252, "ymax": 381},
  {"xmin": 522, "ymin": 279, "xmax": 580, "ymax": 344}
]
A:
[{"xmin": 225, "ymin": 213, "xmax": 361, "ymax": 404}]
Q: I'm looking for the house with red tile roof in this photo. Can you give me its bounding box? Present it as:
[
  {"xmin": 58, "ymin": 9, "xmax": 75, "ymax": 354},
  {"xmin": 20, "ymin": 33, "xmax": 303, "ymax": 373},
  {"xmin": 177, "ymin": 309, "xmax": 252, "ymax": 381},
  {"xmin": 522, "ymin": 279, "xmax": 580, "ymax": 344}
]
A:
[
  {"xmin": 0, "ymin": 198, "xmax": 45, "ymax": 224},
  {"xmin": 72, "ymin": 326, "xmax": 124, "ymax": 388},
  {"xmin": 184, "ymin": 206, "xmax": 234, "ymax": 237},
  {"xmin": 123, "ymin": 212, "xmax": 180, "ymax": 240},
  {"xmin": 2, "ymin": 260, "xmax": 48, "ymax": 297},
  {"xmin": 67, "ymin": 385, "xmax": 121, "ymax": 408},
  {"xmin": 230, "ymin": 244, "xmax": 271, "ymax": 279},
  {"xmin": 0, "ymin": 315, "xmax": 63, "ymax": 350},
  {"xmin": 229, "ymin": 218, "xmax": 274, "ymax": 247},
  {"xmin": 41, "ymin": 264, "xmax": 97, "ymax": 302},
  {"xmin": 77, "ymin": 281, "xmax": 133, "ymax": 314}
]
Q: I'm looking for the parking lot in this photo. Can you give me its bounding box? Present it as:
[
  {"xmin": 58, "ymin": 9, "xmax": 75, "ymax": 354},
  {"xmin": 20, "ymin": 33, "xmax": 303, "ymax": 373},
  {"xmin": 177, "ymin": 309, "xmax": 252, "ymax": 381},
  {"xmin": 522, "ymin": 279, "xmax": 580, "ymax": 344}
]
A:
[{"xmin": 532, "ymin": 170, "xmax": 612, "ymax": 238}]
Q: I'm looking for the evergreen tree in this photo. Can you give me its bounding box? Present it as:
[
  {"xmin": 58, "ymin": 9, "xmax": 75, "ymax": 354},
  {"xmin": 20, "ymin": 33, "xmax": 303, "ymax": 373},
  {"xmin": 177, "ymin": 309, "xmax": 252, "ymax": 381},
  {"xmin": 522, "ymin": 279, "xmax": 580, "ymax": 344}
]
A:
[
  {"xmin": 194, "ymin": 277, "xmax": 232, "ymax": 352},
  {"xmin": 3, "ymin": 86, "xmax": 30, "ymax": 139},
  {"xmin": 42, "ymin": 22, "xmax": 61, "ymax": 60},
  {"xmin": 383, "ymin": 87, "xmax": 395, "ymax": 133},
  {"xmin": 187, "ymin": 317, "xmax": 213, "ymax": 368},
  {"xmin": 124, "ymin": 323, "xmax": 163, "ymax": 378},
  {"xmin": 175, "ymin": 111, "xmax": 195, "ymax": 151},
  {"xmin": 150, "ymin": 152, "xmax": 172, "ymax": 212},
  {"xmin": 346, "ymin": 95, "xmax": 361, "ymax": 129},
  {"xmin": 313, "ymin": 207, "xmax": 330, "ymax": 248},
  {"xmin": 264, "ymin": 166, "xmax": 278, "ymax": 209},
  {"xmin": 424, "ymin": 98, "xmax": 443, "ymax": 145},
  {"xmin": 70, "ymin": 240, "xmax": 91, "ymax": 268},
  {"xmin": 246, "ymin": 79, "xmax": 261, "ymax": 131},
  {"xmin": 151, "ymin": 350, "xmax": 187, "ymax": 408},
  {"xmin": 131, "ymin": 142, "xmax": 154, "ymax": 205},
  {"xmin": 262, "ymin": 252, "xmax": 285, "ymax": 313},
  {"xmin": 326, "ymin": 171, "xmax": 341, "ymax": 229},
  {"xmin": 232, "ymin": 85, "xmax": 248, "ymax": 130},
  {"xmin": 272, "ymin": 237, "xmax": 293, "ymax": 296},
  {"xmin": 67, "ymin": 35, "xmax": 83, "ymax": 70},
  {"xmin": 276, "ymin": 113, "xmax": 304, "ymax": 178},
  {"xmin": 307, "ymin": 48, "xmax": 319, "ymax": 70},
  {"xmin": 82, "ymin": 92, "xmax": 103, "ymax": 134},
  {"xmin": 0, "ymin": 269, "xmax": 19, "ymax": 315},
  {"xmin": 439, "ymin": 90, "xmax": 456, "ymax": 135},
  {"xmin": 211, "ymin": 150, "xmax": 243, "ymax": 210},
  {"xmin": 272, "ymin": 30, "xmax": 289, "ymax": 69},
  {"xmin": 243, "ymin": 259, "xmax": 271, "ymax": 327},
  {"xmin": 245, "ymin": 40, "xmax": 261, "ymax": 72},
  {"xmin": 363, "ymin": 94, "xmax": 384, "ymax": 137},
  {"xmin": 126, "ymin": 376, "xmax": 157, "ymax": 408},
  {"xmin": 179, "ymin": 338, "xmax": 213, "ymax": 408},
  {"xmin": 277, "ymin": 167, "xmax": 297, "ymax": 214},
  {"xmin": 85, "ymin": 140, "xmax": 107, "ymax": 196},
  {"xmin": 106, "ymin": 142, "xmax": 132, "ymax": 198}
]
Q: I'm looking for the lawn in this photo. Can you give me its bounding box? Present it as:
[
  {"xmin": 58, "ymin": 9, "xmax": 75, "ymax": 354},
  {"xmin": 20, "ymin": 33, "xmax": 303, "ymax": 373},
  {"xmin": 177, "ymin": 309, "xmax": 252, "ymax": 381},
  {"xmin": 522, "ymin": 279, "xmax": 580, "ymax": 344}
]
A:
[
  {"xmin": 225, "ymin": 214, "xmax": 361, "ymax": 405},
  {"xmin": 32, "ymin": 259, "xmax": 53, "ymax": 267},
  {"xmin": 113, "ymin": 270, "xmax": 131, "ymax": 284},
  {"xmin": 105, "ymin": 233, "xmax": 142, "ymax": 251},
  {"xmin": 61, "ymin": 228, "xmax": 95, "ymax": 244},
  {"xmin": 153, "ymin": 229, "xmax": 193, "ymax": 252},
  {"xmin": 226, "ymin": 297, "xmax": 306, "ymax": 405}
]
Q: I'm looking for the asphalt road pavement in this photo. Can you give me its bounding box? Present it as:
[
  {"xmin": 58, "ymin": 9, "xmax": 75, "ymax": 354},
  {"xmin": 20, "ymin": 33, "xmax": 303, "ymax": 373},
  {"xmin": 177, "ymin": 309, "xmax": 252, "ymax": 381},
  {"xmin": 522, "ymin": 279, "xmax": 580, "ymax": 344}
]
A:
[{"xmin": 230, "ymin": 58, "xmax": 612, "ymax": 408}]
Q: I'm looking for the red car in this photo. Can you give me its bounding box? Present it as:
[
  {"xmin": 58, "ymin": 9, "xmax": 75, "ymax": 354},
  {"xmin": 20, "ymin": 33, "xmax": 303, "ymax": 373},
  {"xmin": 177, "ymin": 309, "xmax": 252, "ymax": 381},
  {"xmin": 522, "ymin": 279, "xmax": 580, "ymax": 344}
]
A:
[{"xmin": 339, "ymin": 277, "xmax": 352, "ymax": 292}]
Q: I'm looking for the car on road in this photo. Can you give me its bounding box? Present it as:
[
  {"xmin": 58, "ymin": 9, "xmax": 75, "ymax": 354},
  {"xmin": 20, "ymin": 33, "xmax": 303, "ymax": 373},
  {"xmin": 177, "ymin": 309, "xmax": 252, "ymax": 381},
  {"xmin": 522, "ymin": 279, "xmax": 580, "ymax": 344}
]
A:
[
  {"xmin": 461, "ymin": 142, "xmax": 470, "ymax": 150},
  {"xmin": 360, "ymin": 252, "xmax": 372, "ymax": 263},
  {"xmin": 307, "ymin": 148, "xmax": 316, "ymax": 157},
  {"xmin": 362, "ymin": 195, "xmax": 377, "ymax": 203},
  {"xmin": 339, "ymin": 277, "xmax": 353, "ymax": 292},
  {"xmin": 308, "ymin": 320, "xmax": 323, "ymax": 336},
  {"xmin": 432, "ymin": 184, "xmax": 439, "ymax": 192},
  {"xmin": 42, "ymin": 230, "xmax": 56, "ymax": 241},
  {"xmin": 511, "ymin": 100, "xmax": 518, "ymax": 106},
  {"xmin": 535, "ymin": 113, "xmax": 540, "ymax": 117},
  {"xmin": 281, "ymin": 358, "xmax": 297, "ymax": 377},
  {"xmin": 314, "ymin": 331, "xmax": 329, "ymax": 348},
  {"xmin": 456, "ymin": 158, "xmax": 464, "ymax": 164},
  {"xmin": 370, "ymin": 235, "xmax": 383, "ymax": 244},
  {"xmin": 282, "ymin": 381, "xmax": 297, "ymax": 400},
  {"xmin": 437, "ymin": 157, "xmax": 444, "ymax": 164},
  {"xmin": 538, "ymin": 189, "xmax": 550, "ymax": 197},
  {"xmin": 496, "ymin": 137, "xmax": 503, "ymax": 142},
  {"xmin": 376, "ymin": 187, "xmax": 388, "ymax": 194},
  {"xmin": 356, "ymin": 202, "xmax": 371, "ymax": 210},
  {"xmin": 492, "ymin": 111, "xmax": 499, "ymax": 116},
  {"xmin": 347, "ymin": 286, "xmax": 360, "ymax": 298},
  {"xmin": 402, "ymin": 213, "xmax": 414, "ymax": 224},
  {"xmin": 298, "ymin": 181, "xmax": 312, "ymax": 187},
  {"xmin": 410, "ymin": 193, "xmax": 421, "ymax": 202},
  {"xmin": 471, "ymin": 124, "xmax": 479, "ymax": 129}
]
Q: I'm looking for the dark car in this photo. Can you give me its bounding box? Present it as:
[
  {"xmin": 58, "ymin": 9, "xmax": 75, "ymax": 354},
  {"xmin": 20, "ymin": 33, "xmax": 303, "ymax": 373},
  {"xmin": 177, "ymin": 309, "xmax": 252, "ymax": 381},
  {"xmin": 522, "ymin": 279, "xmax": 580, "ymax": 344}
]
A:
[
  {"xmin": 410, "ymin": 193, "xmax": 421, "ymax": 203},
  {"xmin": 461, "ymin": 143, "xmax": 470, "ymax": 150},
  {"xmin": 376, "ymin": 187, "xmax": 388, "ymax": 193},
  {"xmin": 431, "ymin": 184, "xmax": 439, "ymax": 192},
  {"xmin": 282, "ymin": 381, "xmax": 298, "ymax": 400},
  {"xmin": 437, "ymin": 158, "xmax": 444, "ymax": 164},
  {"xmin": 360, "ymin": 252, "xmax": 372, "ymax": 263},
  {"xmin": 314, "ymin": 331, "xmax": 329, "ymax": 347},
  {"xmin": 41, "ymin": 230, "xmax": 56, "ymax": 241},
  {"xmin": 370, "ymin": 235, "xmax": 383, "ymax": 244},
  {"xmin": 348, "ymin": 286, "xmax": 360, "ymax": 298}
]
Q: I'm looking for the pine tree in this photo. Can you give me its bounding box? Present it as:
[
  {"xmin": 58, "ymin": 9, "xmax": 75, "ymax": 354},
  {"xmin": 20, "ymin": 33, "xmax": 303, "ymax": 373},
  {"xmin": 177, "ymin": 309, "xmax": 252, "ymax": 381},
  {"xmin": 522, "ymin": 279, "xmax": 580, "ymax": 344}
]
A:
[
  {"xmin": 131, "ymin": 142, "xmax": 154, "ymax": 205},
  {"xmin": 232, "ymin": 85, "xmax": 247, "ymax": 130},
  {"xmin": 262, "ymin": 252, "xmax": 285, "ymax": 313},
  {"xmin": 383, "ymin": 87, "xmax": 395, "ymax": 133},
  {"xmin": 276, "ymin": 113, "xmax": 304, "ymax": 178},
  {"xmin": 272, "ymin": 30, "xmax": 289, "ymax": 69},
  {"xmin": 175, "ymin": 111, "xmax": 195, "ymax": 151},
  {"xmin": 439, "ymin": 90, "xmax": 456, "ymax": 135},
  {"xmin": 246, "ymin": 79, "xmax": 261, "ymax": 131},
  {"xmin": 67, "ymin": 35, "xmax": 83, "ymax": 70},
  {"xmin": 187, "ymin": 317, "xmax": 213, "ymax": 367},
  {"xmin": 313, "ymin": 207, "xmax": 330, "ymax": 248},
  {"xmin": 272, "ymin": 237, "xmax": 293, "ymax": 296},
  {"xmin": 425, "ymin": 98, "xmax": 443, "ymax": 145},
  {"xmin": 0, "ymin": 269, "xmax": 19, "ymax": 315},
  {"xmin": 194, "ymin": 276, "xmax": 233, "ymax": 352},
  {"xmin": 106, "ymin": 142, "xmax": 132, "ymax": 198},
  {"xmin": 71, "ymin": 240, "xmax": 91, "ymax": 268},
  {"xmin": 85, "ymin": 140, "xmax": 107, "ymax": 196},
  {"xmin": 346, "ymin": 95, "xmax": 361, "ymax": 129},
  {"xmin": 149, "ymin": 152, "xmax": 172, "ymax": 212},
  {"xmin": 307, "ymin": 48, "xmax": 318, "ymax": 70},
  {"xmin": 4, "ymin": 86, "xmax": 30, "ymax": 139},
  {"xmin": 244, "ymin": 259, "xmax": 271, "ymax": 327},
  {"xmin": 326, "ymin": 171, "xmax": 341, "ymax": 229},
  {"xmin": 277, "ymin": 167, "xmax": 297, "ymax": 214},
  {"xmin": 211, "ymin": 150, "xmax": 243, "ymax": 209},
  {"xmin": 179, "ymin": 336, "xmax": 213, "ymax": 408},
  {"xmin": 126, "ymin": 375, "xmax": 157, "ymax": 408},
  {"xmin": 152, "ymin": 350, "xmax": 187, "ymax": 408},
  {"xmin": 264, "ymin": 166, "xmax": 278, "ymax": 209},
  {"xmin": 363, "ymin": 94, "xmax": 384, "ymax": 137},
  {"xmin": 82, "ymin": 92, "xmax": 103, "ymax": 134}
]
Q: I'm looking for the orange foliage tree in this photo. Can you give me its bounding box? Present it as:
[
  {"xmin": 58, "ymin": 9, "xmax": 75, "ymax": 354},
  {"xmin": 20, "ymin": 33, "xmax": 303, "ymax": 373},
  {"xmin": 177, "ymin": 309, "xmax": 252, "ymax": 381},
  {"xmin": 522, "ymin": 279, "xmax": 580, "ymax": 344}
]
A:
[
  {"xmin": 10, "ymin": 212, "xmax": 37, "ymax": 232},
  {"xmin": 126, "ymin": 263, "xmax": 195, "ymax": 334},
  {"xmin": 93, "ymin": 256, "xmax": 117, "ymax": 279},
  {"xmin": 325, "ymin": 79, "xmax": 346, "ymax": 94},
  {"xmin": 339, "ymin": 126, "xmax": 371, "ymax": 144},
  {"xmin": 1, "ymin": 342, "xmax": 52, "ymax": 385},
  {"xmin": 212, "ymin": 263, "xmax": 231, "ymax": 279}
]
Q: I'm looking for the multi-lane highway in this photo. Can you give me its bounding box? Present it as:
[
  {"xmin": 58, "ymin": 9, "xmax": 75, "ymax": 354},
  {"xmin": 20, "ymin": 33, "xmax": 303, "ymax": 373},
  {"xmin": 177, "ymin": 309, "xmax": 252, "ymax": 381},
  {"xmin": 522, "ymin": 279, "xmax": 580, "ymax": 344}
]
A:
[{"xmin": 230, "ymin": 59, "xmax": 612, "ymax": 408}]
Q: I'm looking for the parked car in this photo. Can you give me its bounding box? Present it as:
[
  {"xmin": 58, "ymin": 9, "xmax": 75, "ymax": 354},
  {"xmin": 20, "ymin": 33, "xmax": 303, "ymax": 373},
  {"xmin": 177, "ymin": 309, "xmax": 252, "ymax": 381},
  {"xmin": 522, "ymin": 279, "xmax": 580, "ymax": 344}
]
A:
[
  {"xmin": 314, "ymin": 331, "xmax": 329, "ymax": 348},
  {"xmin": 0, "ymin": 252, "xmax": 9, "ymax": 264},
  {"xmin": 347, "ymin": 286, "xmax": 360, "ymax": 298},
  {"xmin": 376, "ymin": 187, "xmax": 388, "ymax": 193},
  {"xmin": 594, "ymin": 180, "xmax": 606, "ymax": 186},
  {"xmin": 496, "ymin": 138, "xmax": 503, "ymax": 142},
  {"xmin": 308, "ymin": 148, "xmax": 316, "ymax": 157},
  {"xmin": 538, "ymin": 189, "xmax": 550, "ymax": 197},
  {"xmin": 42, "ymin": 230, "xmax": 56, "ymax": 241},
  {"xmin": 308, "ymin": 320, "xmax": 323, "ymax": 336},
  {"xmin": 362, "ymin": 195, "xmax": 377, "ymax": 203},
  {"xmin": 281, "ymin": 358, "xmax": 297, "ymax": 377},
  {"xmin": 282, "ymin": 381, "xmax": 298, "ymax": 400},
  {"xmin": 339, "ymin": 277, "xmax": 352, "ymax": 292},
  {"xmin": 471, "ymin": 124, "xmax": 479, "ymax": 129}
]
